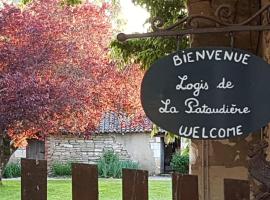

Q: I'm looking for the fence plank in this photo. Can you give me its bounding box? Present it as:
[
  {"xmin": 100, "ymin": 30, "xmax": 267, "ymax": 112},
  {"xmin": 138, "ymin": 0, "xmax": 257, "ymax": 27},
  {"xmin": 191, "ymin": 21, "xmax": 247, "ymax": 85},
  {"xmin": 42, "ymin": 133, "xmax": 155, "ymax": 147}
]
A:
[
  {"xmin": 72, "ymin": 163, "xmax": 98, "ymax": 200},
  {"xmin": 21, "ymin": 158, "xmax": 47, "ymax": 200},
  {"xmin": 172, "ymin": 173, "xmax": 199, "ymax": 200},
  {"xmin": 122, "ymin": 169, "xmax": 148, "ymax": 200},
  {"xmin": 224, "ymin": 179, "xmax": 250, "ymax": 200}
]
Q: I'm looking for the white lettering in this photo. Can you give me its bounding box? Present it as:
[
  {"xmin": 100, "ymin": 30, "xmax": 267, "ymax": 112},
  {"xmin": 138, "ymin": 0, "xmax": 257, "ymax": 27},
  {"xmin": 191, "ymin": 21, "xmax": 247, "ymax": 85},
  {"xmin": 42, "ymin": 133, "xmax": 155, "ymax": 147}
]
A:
[
  {"xmin": 215, "ymin": 50, "xmax": 222, "ymax": 61},
  {"xmin": 187, "ymin": 52, "xmax": 195, "ymax": 63},
  {"xmin": 224, "ymin": 51, "xmax": 234, "ymax": 61},
  {"xmin": 242, "ymin": 54, "xmax": 251, "ymax": 65},
  {"xmin": 173, "ymin": 50, "xmax": 251, "ymax": 66},
  {"xmin": 176, "ymin": 75, "xmax": 209, "ymax": 97},
  {"xmin": 178, "ymin": 125, "xmax": 244, "ymax": 139},
  {"xmin": 206, "ymin": 50, "xmax": 215, "ymax": 60},
  {"xmin": 159, "ymin": 99, "xmax": 179, "ymax": 114},
  {"xmin": 217, "ymin": 78, "xmax": 234, "ymax": 89},
  {"xmin": 196, "ymin": 50, "xmax": 205, "ymax": 61},
  {"xmin": 192, "ymin": 127, "xmax": 200, "ymax": 139},
  {"xmin": 234, "ymin": 52, "xmax": 243, "ymax": 63},
  {"xmin": 184, "ymin": 98, "xmax": 251, "ymax": 114},
  {"xmin": 218, "ymin": 128, "xmax": 226, "ymax": 138},
  {"xmin": 237, "ymin": 125, "xmax": 243, "ymax": 135},
  {"xmin": 210, "ymin": 128, "xmax": 217, "ymax": 138},
  {"xmin": 173, "ymin": 55, "xmax": 182, "ymax": 66}
]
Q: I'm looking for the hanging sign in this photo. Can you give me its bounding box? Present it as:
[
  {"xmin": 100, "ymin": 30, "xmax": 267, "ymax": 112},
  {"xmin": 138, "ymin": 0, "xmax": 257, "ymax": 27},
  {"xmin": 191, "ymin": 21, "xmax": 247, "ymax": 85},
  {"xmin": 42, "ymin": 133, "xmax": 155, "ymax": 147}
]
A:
[{"xmin": 141, "ymin": 47, "xmax": 270, "ymax": 139}]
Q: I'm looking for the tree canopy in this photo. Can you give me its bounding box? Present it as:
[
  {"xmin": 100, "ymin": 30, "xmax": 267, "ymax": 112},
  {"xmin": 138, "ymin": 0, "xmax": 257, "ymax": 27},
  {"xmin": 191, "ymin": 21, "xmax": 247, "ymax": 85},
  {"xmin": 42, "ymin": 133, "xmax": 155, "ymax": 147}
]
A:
[
  {"xmin": 110, "ymin": 0, "xmax": 188, "ymax": 69},
  {"xmin": 110, "ymin": 0, "xmax": 188, "ymax": 141},
  {"xmin": 0, "ymin": 0, "xmax": 143, "ymax": 147}
]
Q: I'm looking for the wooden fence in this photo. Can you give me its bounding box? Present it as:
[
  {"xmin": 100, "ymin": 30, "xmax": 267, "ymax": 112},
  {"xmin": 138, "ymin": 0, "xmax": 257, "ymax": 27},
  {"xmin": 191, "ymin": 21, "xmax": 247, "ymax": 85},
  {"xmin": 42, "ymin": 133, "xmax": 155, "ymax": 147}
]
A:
[{"xmin": 21, "ymin": 159, "xmax": 250, "ymax": 200}]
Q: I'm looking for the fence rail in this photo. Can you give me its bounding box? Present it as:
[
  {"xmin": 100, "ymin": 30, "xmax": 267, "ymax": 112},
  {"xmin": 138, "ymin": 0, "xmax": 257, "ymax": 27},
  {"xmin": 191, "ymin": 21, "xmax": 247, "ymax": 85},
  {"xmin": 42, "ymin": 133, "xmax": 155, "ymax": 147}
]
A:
[{"xmin": 21, "ymin": 159, "xmax": 250, "ymax": 200}]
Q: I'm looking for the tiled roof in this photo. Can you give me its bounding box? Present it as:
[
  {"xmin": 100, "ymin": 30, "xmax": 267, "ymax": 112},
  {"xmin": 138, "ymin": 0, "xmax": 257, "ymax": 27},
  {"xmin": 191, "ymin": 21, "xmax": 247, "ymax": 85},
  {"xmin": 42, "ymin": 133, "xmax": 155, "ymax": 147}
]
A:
[{"xmin": 97, "ymin": 111, "xmax": 153, "ymax": 134}]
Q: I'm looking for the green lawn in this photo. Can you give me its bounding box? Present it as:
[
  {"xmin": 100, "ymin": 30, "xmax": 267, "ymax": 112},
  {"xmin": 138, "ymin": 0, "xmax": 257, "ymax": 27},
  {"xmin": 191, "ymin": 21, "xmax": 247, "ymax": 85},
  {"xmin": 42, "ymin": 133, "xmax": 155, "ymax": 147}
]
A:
[{"xmin": 0, "ymin": 179, "xmax": 171, "ymax": 200}]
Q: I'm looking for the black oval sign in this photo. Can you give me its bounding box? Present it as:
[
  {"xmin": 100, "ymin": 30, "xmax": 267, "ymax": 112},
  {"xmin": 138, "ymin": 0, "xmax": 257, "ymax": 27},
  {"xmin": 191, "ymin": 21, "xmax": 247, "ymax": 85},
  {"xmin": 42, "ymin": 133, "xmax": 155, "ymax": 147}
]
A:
[{"xmin": 141, "ymin": 47, "xmax": 270, "ymax": 139}]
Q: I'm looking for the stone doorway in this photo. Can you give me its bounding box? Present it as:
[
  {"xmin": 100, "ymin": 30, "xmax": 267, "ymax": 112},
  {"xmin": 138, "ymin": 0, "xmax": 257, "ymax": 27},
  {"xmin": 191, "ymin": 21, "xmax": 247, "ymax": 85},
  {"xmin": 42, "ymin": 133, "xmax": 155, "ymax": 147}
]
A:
[
  {"xmin": 163, "ymin": 137, "xmax": 181, "ymax": 173},
  {"xmin": 26, "ymin": 139, "xmax": 45, "ymax": 160}
]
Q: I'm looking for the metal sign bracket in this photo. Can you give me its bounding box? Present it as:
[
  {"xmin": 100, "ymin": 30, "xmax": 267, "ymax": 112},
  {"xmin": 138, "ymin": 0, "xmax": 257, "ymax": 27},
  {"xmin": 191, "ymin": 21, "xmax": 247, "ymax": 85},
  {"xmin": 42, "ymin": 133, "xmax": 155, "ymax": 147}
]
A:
[{"xmin": 117, "ymin": 4, "xmax": 270, "ymax": 42}]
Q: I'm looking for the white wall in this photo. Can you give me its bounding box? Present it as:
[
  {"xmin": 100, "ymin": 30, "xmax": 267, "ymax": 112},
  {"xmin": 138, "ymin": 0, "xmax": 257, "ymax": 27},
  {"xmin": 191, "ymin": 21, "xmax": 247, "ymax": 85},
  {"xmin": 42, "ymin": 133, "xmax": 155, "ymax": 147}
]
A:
[
  {"xmin": 114, "ymin": 134, "xmax": 161, "ymax": 175},
  {"xmin": 8, "ymin": 148, "xmax": 26, "ymax": 164}
]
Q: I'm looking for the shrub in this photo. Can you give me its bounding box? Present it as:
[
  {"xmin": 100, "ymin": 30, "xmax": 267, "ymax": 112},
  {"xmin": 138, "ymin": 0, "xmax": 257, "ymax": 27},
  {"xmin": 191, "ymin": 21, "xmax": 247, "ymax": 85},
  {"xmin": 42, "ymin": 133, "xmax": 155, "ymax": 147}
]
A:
[
  {"xmin": 52, "ymin": 162, "xmax": 72, "ymax": 177},
  {"xmin": 3, "ymin": 163, "xmax": 21, "ymax": 178},
  {"xmin": 170, "ymin": 152, "xmax": 189, "ymax": 174},
  {"xmin": 98, "ymin": 150, "xmax": 139, "ymax": 178}
]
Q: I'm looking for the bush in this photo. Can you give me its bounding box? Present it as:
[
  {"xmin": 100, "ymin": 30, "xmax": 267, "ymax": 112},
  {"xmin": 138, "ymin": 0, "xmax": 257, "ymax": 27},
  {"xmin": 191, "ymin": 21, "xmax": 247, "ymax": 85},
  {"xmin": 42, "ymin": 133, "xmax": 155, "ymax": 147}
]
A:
[
  {"xmin": 170, "ymin": 152, "xmax": 189, "ymax": 174},
  {"xmin": 98, "ymin": 150, "xmax": 139, "ymax": 178},
  {"xmin": 52, "ymin": 162, "xmax": 72, "ymax": 177},
  {"xmin": 3, "ymin": 163, "xmax": 21, "ymax": 178}
]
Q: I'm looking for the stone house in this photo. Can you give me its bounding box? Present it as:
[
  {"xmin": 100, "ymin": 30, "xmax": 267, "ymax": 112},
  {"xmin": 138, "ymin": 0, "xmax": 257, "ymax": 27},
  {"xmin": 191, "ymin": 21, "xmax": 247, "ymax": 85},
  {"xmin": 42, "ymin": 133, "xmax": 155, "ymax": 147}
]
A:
[{"xmin": 22, "ymin": 112, "xmax": 183, "ymax": 175}]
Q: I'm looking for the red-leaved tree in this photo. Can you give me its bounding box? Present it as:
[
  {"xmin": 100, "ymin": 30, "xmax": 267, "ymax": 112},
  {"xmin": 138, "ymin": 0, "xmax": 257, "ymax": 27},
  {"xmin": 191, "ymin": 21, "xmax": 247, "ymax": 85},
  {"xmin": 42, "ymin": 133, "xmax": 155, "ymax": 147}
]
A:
[{"xmin": 0, "ymin": 0, "xmax": 144, "ymax": 181}]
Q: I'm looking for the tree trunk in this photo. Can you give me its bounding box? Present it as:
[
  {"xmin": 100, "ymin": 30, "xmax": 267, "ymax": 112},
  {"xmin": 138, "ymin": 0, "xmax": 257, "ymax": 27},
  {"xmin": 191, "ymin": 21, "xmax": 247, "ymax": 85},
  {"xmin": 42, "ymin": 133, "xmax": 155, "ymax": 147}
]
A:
[{"xmin": 0, "ymin": 131, "xmax": 16, "ymax": 185}]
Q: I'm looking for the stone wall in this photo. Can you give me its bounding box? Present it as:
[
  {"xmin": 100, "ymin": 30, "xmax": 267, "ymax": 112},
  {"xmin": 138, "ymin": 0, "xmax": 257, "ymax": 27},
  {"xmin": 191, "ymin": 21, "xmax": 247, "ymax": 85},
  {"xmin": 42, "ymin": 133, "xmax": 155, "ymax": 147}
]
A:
[{"xmin": 45, "ymin": 133, "xmax": 161, "ymax": 175}]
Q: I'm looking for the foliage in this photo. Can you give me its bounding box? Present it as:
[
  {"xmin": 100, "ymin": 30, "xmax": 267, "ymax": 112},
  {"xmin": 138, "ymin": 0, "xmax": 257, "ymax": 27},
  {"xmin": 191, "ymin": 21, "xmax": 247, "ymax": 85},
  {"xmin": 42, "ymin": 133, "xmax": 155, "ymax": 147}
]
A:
[
  {"xmin": 21, "ymin": 0, "xmax": 32, "ymax": 4},
  {"xmin": 164, "ymin": 132, "xmax": 179, "ymax": 144},
  {"xmin": 98, "ymin": 150, "xmax": 139, "ymax": 178},
  {"xmin": 170, "ymin": 151, "xmax": 189, "ymax": 174},
  {"xmin": 111, "ymin": 38, "xmax": 187, "ymax": 70},
  {"xmin": 20, "ymin": 0, "xmax": 124, "ymax": 31},
  {"xmin": 181, "ymin": 144, "xmax": 189, "ymax": 156},
  {"xmin": 0, "ymin": 0, "xmax": 144, "ymax": 148},
  {"xmin": 89, "ymin": 0, "xmax": 123, "ymax": 31},
  {"xmin": 110, "ymin": 0, "xmax": 188, "ymax": 69},
  {"xmin": 150, "ymin": 124, "xmax": 179, "ymax": 144},
  {"xmin": 133, "ymin": 0, "xmax": 187, "ymax": 20},
  {"xmin": 3, "ymin": 163, "xmax": 21, "ymax": 178},
  {"xmin": 20, "ymin": 0, "xmax": 82, "ymax": 6},
  {"xmin": 51, "ymin": 162, "xmax": 72, "ymax": 177},
  {"xmin": 62, "ymin": 0, "xmax": 82, "ymax": 6},
  {"xmin": 110, "ymin": 0, "xmax": 188, "ymax": 141}
]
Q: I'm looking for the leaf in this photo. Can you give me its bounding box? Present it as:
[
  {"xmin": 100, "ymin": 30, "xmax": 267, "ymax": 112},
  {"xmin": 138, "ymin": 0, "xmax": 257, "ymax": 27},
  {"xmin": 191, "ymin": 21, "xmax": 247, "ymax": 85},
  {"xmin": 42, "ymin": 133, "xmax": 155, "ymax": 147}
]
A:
[{"xmin": 164, "ymin": 132, "xmax": 179, "ymax": 144}]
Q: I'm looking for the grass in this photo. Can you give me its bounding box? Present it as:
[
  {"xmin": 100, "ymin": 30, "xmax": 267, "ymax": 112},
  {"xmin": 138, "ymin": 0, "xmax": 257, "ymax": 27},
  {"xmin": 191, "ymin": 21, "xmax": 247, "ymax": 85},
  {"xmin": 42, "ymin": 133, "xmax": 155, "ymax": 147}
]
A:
[{"xmin": 0, "ymin": 179, "xmax": 171, "ymax": 200}]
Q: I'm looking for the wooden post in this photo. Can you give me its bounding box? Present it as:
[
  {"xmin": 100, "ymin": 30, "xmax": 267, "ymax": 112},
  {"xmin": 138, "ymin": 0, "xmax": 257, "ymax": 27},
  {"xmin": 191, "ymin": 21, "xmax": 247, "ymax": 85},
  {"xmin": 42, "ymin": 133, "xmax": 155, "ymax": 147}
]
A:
[
  {"xmin": 224, "ymin": 179, "xmax": 250, "ymax": 200},
  {"xmin": 122, "ymin": 169, "xmax": 148, "ymax": 200},
  {"xmin": 21, "ymin": 158, "xmax": 47, "ymax": 200},
  {"xmin": 172, "ymin": 173, "xmax": 199, "ymax": 200},
  {"xmin": 72, "ymin": 163, "xmax": 98, "ymax": 200}
]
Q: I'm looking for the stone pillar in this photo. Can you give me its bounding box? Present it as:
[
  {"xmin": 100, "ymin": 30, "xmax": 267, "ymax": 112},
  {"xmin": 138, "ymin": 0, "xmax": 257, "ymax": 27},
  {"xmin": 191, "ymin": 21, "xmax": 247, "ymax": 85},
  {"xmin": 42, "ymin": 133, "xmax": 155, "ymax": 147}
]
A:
[
  {"xmin": 187, "ymin": 1, "xmax": 261, "ymax": 199},
  {"xmin": 261, "ymin": 0, "xmax": 270, "ymax": 181},
  {"xmin": 262, "ymin": 0, "xmax": 270, "ymax": 61}
]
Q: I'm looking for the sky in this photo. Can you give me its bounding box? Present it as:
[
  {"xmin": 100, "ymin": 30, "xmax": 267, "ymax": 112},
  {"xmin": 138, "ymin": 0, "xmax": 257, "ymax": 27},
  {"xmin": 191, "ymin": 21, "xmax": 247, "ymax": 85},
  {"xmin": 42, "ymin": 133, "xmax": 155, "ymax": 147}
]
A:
[
  {"xmin": 120, "ymin": 0, "xmax": 149, "ymax": 33},
  {"xmin": 3, "ymin": 0, "xmax": 149, "ymax": 33}
]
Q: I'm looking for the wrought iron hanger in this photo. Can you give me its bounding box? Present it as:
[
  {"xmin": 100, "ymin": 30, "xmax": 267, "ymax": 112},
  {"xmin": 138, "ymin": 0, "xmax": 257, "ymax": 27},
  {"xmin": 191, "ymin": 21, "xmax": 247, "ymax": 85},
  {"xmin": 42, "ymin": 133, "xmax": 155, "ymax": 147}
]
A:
[{"xmin": 117, "ymin": 4, "xmax": 270, "ymax": 42}]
